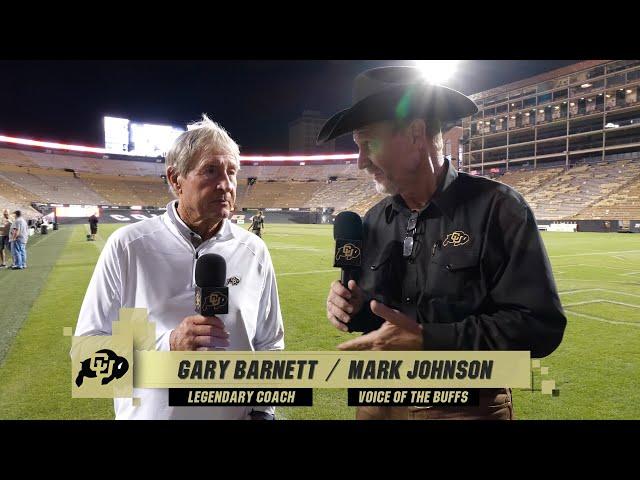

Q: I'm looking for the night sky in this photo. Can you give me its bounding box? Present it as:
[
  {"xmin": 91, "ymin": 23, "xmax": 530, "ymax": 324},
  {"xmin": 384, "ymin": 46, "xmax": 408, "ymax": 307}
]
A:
[{"xmin": 0, "ymin": 60, "xmax": 578, "ymax": 154}]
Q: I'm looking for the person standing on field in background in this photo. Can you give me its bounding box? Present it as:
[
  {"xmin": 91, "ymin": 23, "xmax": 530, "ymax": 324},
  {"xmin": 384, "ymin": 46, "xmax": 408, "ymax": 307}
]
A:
[
  {"xmin": 0, "ymin": 209, "xmax": 12, "ymax": 268},
  {"xmin": 248, "ymin": 210, "xmax": 265, "ymax": 238}
]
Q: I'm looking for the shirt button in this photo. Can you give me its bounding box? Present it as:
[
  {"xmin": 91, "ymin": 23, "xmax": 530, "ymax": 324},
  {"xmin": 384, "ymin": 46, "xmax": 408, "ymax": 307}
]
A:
[
  {"xmin": 446, "ymin": 264, "xmax": 452, "ymax": 271},
  {"xmin": 405, "ymin": 297, "xmax": 412, "ymax": 303}
]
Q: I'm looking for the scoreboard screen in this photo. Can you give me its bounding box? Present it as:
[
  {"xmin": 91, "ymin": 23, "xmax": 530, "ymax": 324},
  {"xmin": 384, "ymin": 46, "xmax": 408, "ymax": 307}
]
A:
[
  {"xmin": 104, "ymin": 116, "xmax": 184, "ymax": 157},
  {"xmin": 129, "ymin": 122, "xmax": 184, "ymax": 157},
  {"xmin": 55, "ymin": 206, "xmax": 100, "ymax": 218}
]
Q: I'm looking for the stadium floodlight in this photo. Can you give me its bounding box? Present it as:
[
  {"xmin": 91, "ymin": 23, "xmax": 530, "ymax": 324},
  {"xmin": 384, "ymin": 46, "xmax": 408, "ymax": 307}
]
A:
[{"xmin": 413, "ymin": 60, "xmax": 460, "ymax": 84}]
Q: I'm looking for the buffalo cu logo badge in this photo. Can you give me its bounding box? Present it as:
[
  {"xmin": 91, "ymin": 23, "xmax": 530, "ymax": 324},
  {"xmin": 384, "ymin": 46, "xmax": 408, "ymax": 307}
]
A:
[
  {"xmin": 205, "ymin": 292, "xmax": 228, "ymax": 308},
  {"xmin": 226, "ymin": 276, "xmax": 241, "ymax": 286},
  {"xmin": 443, "ymin": 231, "xmax": 470, "ymax": 247},
  {"xmin": 75, "ymin": 349, "xmax": 129, "ymax": 387},
  {"xmin": 336, "ymin": 243, "xmax": 361, "ymax": 261}
]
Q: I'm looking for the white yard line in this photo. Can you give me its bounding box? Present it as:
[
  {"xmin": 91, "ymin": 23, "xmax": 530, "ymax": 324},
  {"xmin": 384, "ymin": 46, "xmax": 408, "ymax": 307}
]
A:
[
  {"xmin": 559, "ymin": 288, "xmax": 640, "ymax": 299},
  {"xmin": 549, "ymin": 250, "xmax": 640, "ymax": 259},
  {"xmin": 563, "ymin": 300, "xmax": 640, "ymax": 309},
  {"xmin": 559, "ymin": 288, "xmax": 602, "ymax": 295},
  {"xmin": 553, "ymin": 264, "xmax": 628, "ymax": 270},
  {"xmin": 555, "ymin": 278, "xmax": 639, "ymax": 285},
  {"xmin": 565, "ymin": 310, "xmax": 640, "ymax": 327}
]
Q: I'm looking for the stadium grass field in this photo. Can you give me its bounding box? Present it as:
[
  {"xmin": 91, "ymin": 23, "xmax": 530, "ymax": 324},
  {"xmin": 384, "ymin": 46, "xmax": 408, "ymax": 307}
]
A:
[{"xmin": 0, "ymin": 223, "xmax": 638, "ymax": 419}]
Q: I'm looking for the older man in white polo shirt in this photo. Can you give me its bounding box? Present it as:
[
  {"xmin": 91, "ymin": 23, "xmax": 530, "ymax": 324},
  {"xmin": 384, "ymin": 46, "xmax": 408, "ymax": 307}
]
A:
[{"xmin": 75, "ymin": 115, "xmax": 285, "ymax": 420}]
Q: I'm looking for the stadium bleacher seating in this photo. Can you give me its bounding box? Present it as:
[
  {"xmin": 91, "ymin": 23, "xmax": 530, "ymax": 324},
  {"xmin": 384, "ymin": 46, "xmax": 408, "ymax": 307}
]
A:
[
  {"xmin": 574, "ymin": 169, "xmax": 640, "ymax": 220},
  {"xmin": 2, "ymin": 142, "xmax": 640, "ymax": 222},
  {"xmin": 505, "ymin": 160, "xmax": 640, "ymax": 220},
  {"xmin": 78, "ymin": 173, "xmax": 173, "ymax": 207}
]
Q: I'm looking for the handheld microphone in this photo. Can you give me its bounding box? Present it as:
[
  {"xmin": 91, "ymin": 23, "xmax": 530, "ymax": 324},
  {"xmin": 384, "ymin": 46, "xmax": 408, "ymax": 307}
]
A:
[
  {"xmin": 333, "ymin": 211, "xmax": 363, "ymax": 289},
  {"xmin": 195, "ymin": 253, "xmax": 229, "ymax": 315}
]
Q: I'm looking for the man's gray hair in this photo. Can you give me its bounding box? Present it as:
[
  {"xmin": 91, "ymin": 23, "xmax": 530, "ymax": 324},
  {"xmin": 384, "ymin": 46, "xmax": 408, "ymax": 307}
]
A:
[{"xmin": 165, "ymin": 114, "xmax": 240, "ymax": 178}]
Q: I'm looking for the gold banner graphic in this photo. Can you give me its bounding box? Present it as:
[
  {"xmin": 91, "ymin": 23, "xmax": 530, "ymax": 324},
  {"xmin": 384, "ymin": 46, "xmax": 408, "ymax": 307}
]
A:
[
  {"xmin": 134, "ymin": 351, "xmax": 531, "ymax": 389},
  {"xmin": 68, "ymin": 308, "xmax": 530, "ymax": 398}
]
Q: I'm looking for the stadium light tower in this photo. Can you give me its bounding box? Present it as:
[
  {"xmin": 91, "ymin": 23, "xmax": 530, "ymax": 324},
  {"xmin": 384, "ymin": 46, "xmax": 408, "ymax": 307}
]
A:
[{"xmin": 413, "ymin": 60, "xmax": 460, "ymax": 84}]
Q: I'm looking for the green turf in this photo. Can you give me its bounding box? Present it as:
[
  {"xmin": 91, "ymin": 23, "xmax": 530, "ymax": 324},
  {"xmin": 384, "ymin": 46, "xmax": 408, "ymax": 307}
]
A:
[
  {"xmin": 511, "ymin": 232, "xmax": 640, "ymax": 420},
  {"xmin": 0, "ymin": 225, "xmax": 113, "ymax": 419},
  {"xmin": 0, "ymin": 225, "xmax": 639, "ymax": 419},
  {"xmin": 0, "ymin": 228, "xmax": 72, "ymax": 363}
]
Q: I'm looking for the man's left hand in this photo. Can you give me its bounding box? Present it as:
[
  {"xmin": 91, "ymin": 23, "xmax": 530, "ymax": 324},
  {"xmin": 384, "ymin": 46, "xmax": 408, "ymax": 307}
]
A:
[{"xmin": 337, "ymin": 300, "xmax": 424, "ymax": 351}]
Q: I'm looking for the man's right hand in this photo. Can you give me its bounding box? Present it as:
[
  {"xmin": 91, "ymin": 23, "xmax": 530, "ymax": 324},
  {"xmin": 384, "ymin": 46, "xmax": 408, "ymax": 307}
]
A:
[
  {"xmin": 326, "ymin": 280, "xmax": 365, "ymax": 332},
  {"xmin": 170, "ymin": 315, "xmax": 230, "ymax": 351}
]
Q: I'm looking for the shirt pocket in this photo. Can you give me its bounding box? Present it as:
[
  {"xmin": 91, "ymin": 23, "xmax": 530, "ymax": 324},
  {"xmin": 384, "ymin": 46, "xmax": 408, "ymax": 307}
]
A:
[
  {"xmin": 427, "ymin": 242, "xmax": 482, "ymax": 299},
  {"xmin": 367, "ymin": 240, "xmax": 405, "ymax": 306}
]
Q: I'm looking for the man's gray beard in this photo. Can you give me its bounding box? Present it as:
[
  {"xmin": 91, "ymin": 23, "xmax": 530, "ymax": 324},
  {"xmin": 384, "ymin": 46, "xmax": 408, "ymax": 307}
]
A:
[{"xmin": 374, "ymin": 179, "xmax": 397, "ymax": 195}]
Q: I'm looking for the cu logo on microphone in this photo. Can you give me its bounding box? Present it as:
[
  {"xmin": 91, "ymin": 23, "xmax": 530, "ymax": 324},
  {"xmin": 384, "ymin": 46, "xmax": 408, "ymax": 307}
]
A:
[
  {"xmin": 336, "ymin": 243, "xmax": 361, "ymax": 261},
  {"xmin": 205, "ymin": 292, "xmax": 228, "ymax": 308}
]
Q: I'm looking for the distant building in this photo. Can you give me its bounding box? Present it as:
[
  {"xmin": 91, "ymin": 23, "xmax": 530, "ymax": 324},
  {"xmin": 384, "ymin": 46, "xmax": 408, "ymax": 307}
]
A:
[
  {"xmin": 461, "ymin": 60, "xmax": 640, "ymax": 174},
  {"xmin": 289, "ymin": 110, "xmax": 336, "ymax": 154},
  {"xmin": 443, "ymin": 126, "xmax": 463, "ymax": 170}
]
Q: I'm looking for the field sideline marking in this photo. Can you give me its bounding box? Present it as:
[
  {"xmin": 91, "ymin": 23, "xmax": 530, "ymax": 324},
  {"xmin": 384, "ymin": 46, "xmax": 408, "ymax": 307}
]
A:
[
  {"xmin": 554, "ymin": 264, "xmax": 628, "ymax": 270},
  {"xmin": 554, "ymin": 265, "xmax": 640, "ymax": 277},
  {"xmin": 565, "ymin": 310, "xmax": 640, "ymax": 326},
  {"xmin": 563, "ymin": 299, "xmax": 640, "ymax": 309},
  {"xmin": 549, "ymin": 249, "xmax": 640, "ymax": 259},
  {"xmin": 559, "ymin": 288, "xmax": 640, "ymax": 299},
  {"xmin": 554, "ymin": 278, "xmax": 639, "ymax": 285}
]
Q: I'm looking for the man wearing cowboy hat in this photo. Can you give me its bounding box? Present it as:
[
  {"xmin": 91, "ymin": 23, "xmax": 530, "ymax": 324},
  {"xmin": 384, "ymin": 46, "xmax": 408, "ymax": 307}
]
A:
[{"xmin": 322, "ymin": 65, "xmax": 566, "ymax": 420}]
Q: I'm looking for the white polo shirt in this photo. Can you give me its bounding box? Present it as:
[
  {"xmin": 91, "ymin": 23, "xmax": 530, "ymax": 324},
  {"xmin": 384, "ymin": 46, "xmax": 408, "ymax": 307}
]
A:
[{"xmin": 75, "ymin": 201, "xmax": 285, "ymax": 420}]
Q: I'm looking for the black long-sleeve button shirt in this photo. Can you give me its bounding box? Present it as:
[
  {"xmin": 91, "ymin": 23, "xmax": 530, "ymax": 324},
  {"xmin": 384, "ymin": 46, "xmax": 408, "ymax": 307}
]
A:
[{"xmin": 350, "ymin": 159, "xmax": 566, "ymax": 358}]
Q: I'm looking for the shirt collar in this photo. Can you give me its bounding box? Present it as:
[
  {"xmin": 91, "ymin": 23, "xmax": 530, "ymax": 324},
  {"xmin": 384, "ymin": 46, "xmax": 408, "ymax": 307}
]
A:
[
  {"xmin": 385, "ymin": 157, "xmax": 459, "ymax": 222},
  {"xmin": 165, "ymin": 200, "xmax": 232, "ymax": 248}
]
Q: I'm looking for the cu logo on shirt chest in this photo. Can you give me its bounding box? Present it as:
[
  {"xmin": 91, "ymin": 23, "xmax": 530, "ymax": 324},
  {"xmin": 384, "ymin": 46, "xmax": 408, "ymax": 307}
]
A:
[{"xmin": 443, "ymin": 230, "xmax": 470, "ymax": 247}]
